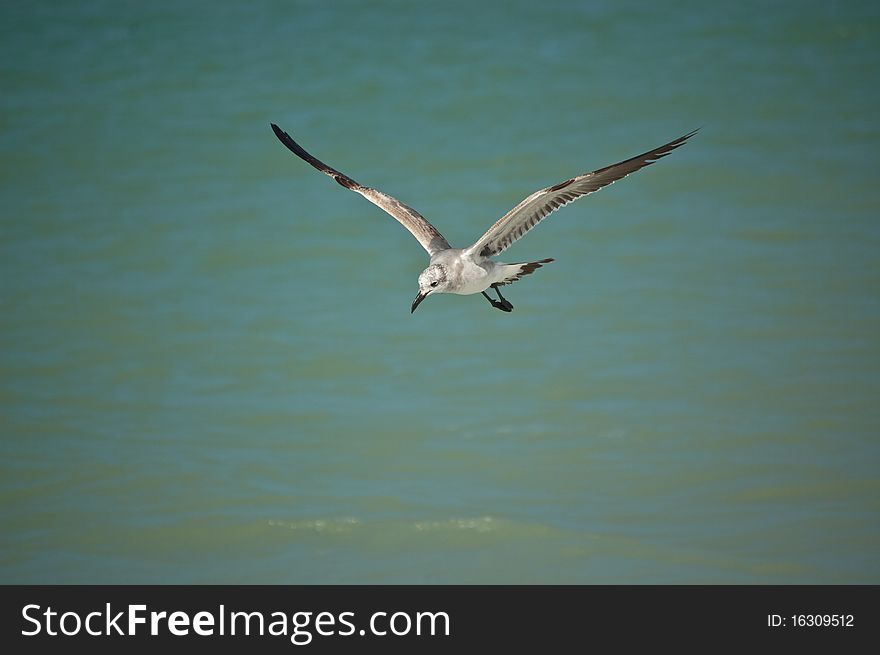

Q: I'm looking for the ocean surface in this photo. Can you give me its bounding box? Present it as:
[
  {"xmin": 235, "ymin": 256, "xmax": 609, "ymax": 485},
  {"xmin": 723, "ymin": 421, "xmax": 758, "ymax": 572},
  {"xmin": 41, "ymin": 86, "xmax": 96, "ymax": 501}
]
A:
[{"xmin": 1, "ymin": 0, "xmax": 878, "ymax": 583}]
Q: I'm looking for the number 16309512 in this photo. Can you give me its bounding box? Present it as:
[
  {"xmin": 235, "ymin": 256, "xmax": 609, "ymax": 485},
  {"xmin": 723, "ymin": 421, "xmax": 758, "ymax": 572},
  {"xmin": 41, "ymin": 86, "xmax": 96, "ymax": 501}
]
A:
[{"xmin": 767, "ymin": 614, "xmax": 854, "ymax": 628}]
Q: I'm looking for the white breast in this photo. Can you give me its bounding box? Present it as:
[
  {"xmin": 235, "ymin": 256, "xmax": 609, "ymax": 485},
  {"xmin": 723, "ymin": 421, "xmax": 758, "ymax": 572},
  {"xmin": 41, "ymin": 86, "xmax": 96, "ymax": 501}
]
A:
[{"xmin": 449, "ymin": 259, "xmax": 499, "ymax": 295}]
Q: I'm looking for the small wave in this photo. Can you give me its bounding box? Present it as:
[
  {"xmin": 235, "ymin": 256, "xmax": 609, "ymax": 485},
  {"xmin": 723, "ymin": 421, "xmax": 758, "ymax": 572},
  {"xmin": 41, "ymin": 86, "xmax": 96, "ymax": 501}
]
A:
[
  {"xmin": 267, "ymin": 517, "xmax": 361, "ymax": 533},
  {"xmin": 413, "ymin": 516, "xmax": 498, "ymax": 533},
  {"xmin": 267, "ymin": 515, "xmax": 504, "ymax": 535}
]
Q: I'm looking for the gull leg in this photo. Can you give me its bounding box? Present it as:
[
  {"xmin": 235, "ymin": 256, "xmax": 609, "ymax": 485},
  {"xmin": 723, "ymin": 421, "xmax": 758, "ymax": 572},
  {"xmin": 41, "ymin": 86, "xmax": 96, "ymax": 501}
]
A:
[
  {"xmin": 482, "ymin": 290, "xmax": 512, "ymax": 312},
  {"xmin": 491, "ymin": 284, "xmax": 514, "ymax": 311}
]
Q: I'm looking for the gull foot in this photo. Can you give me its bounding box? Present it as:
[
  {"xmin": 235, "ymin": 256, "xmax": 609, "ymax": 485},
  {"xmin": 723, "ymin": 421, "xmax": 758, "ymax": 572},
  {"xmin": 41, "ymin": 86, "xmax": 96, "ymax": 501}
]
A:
[{"xmin": 490, "ymin": 284, "xmax": 513, "ymax": 312}]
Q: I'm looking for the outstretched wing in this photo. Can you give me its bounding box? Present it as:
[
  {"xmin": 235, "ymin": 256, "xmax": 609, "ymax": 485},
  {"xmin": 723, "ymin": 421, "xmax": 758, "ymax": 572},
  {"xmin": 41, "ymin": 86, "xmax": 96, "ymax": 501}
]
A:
[
  {"xmin": 467, "ymin": 129, "xmax": 698, "ymax": 258},
  {"xmin": 271, "ymin": 124, "xmax": 451, "ymax": 255}
]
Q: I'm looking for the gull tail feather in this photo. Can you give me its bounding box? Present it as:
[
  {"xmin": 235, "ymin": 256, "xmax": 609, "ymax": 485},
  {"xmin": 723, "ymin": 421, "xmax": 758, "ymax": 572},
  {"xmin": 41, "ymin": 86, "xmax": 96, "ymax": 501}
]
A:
[{"xmin": 497, "ymin": 258, "xmax": 554, "ymax": 286}]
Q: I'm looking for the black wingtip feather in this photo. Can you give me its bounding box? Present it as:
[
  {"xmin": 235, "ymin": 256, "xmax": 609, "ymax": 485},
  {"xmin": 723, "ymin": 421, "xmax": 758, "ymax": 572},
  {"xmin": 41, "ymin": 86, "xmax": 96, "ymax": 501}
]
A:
[
  {"xmin": 270, "ymin": 122, "xmax": 286, "ymax": 142},
  {"xmin": 270, "ymin": 122, "xmax": 310, "ymax": 160}
]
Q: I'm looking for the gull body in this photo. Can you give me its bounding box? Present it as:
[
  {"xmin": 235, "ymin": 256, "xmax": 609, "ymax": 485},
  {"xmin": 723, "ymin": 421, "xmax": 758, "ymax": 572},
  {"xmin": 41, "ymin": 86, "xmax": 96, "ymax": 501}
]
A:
[
  {"xmin": 420, "ymin": 249, "xmax": 520, "ymax": 294},
  {"xmin": 270, "ymin": 123, "xmax": 696, "ymax": 313}
]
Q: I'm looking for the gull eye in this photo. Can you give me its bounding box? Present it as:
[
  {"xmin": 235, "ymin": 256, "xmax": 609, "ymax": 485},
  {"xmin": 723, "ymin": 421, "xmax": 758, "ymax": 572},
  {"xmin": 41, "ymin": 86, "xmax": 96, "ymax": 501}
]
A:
[{"xmin": 430, "ymin": 281, "xmax": 438, "ymax": 288}]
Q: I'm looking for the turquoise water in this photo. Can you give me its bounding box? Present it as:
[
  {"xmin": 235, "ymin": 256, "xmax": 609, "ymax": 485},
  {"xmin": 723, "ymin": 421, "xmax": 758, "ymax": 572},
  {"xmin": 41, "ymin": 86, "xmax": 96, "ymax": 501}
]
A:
[{"xmin": 2, "ymin": 0, "xmax": 878, "ymax": 583}]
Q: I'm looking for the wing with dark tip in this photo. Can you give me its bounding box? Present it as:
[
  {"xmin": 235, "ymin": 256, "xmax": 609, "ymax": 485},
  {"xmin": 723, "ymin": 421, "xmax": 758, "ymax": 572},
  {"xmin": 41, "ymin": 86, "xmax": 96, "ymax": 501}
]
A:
[
  {"xmin": 467, "ymin": 129, "xmax": 698, "ymax": 258},
  {"xmin": 271, "ymin": 123, "xmax": 451, "ymax": 255}
]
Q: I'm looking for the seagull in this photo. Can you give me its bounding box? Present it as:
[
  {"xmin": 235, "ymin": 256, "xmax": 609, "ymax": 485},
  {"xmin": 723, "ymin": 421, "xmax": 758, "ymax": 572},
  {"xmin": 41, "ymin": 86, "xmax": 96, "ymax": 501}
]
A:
[{"xmin": 270, "ymin": 123, "xmax": 696, "ymax": 314}]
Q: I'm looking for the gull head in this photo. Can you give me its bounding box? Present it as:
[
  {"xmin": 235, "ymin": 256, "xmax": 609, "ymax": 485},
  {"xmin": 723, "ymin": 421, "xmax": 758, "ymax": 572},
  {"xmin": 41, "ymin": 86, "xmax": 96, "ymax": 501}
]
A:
[{"xmin": 411, "ymin": 264, "xmax": 448, "ymax": 313}]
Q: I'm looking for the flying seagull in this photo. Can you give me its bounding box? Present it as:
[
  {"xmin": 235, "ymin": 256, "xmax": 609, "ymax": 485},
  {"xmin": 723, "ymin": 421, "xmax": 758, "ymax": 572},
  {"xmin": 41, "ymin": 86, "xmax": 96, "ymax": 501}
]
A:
[{"xmin": 270, "ymin": 123, "xmax": 696, "ymax": 314}]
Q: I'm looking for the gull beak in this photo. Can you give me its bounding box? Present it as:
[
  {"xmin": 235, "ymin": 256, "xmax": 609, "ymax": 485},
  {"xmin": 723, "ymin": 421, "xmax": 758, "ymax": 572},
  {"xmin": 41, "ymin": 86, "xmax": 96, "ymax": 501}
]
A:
[{"xmin": 411, "ymin": 291, "xmax": 427, "ymax": 313}]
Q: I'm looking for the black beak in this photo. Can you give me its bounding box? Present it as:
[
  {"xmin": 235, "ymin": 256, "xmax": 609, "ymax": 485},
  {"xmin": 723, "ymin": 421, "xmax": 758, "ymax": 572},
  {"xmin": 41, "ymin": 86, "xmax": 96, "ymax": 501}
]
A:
[{"xmin": 411, "ymin": 291, "xmax": 427, "ymax": 313}]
